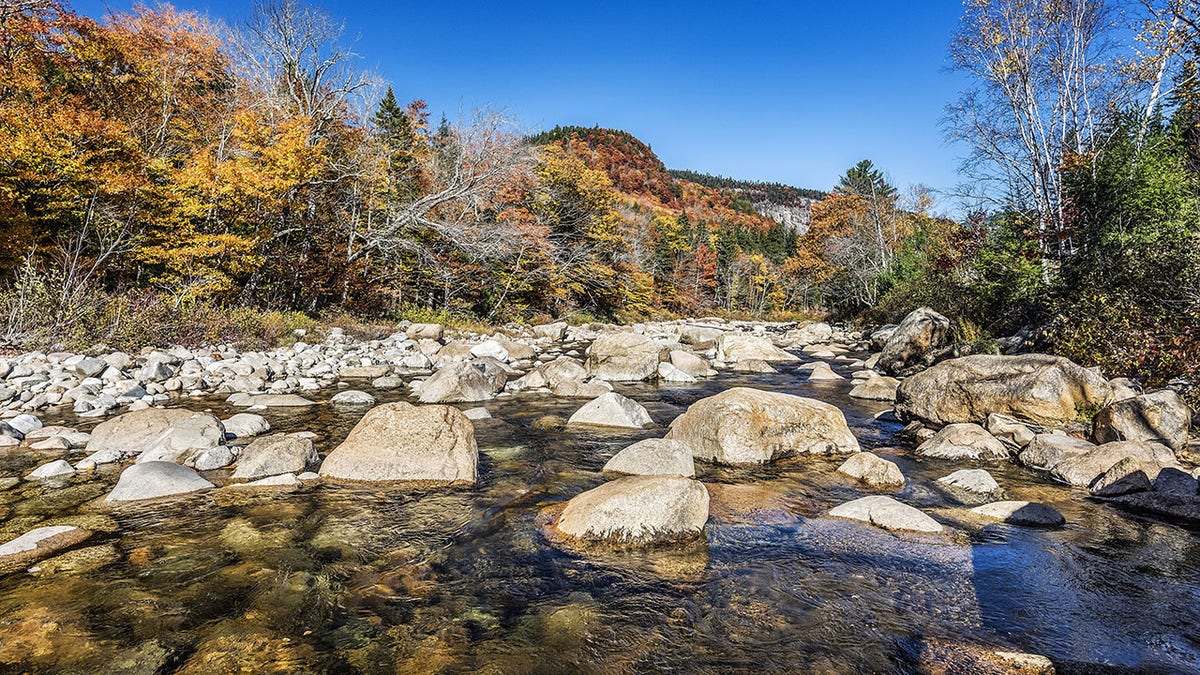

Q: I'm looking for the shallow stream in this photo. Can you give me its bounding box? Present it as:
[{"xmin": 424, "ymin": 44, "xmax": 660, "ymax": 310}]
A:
[{"xmin": 0, "ymin": 352, "xmax": 1198, "ymax": 673}]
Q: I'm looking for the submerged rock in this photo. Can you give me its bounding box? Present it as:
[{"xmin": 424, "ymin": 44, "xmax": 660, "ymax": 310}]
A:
[
  {"xmin": 567, "ymin": 392, "xmax": 654, "ymax": 429},
  {"xmin": 0, "ymin": 525, "xmax": 92, "ymax": 574},
  {"xmin": 330, "ymin": 390, "xmax": 377, "ymax": 405},
  {"xmin": 26, "ymin": 460, "xmax": 76, "ymax": 480},
  {"xmin": 319, "ymin": 402, "xmax": 477, "ymax": 483},
  {"xmin": 895, "ymin": 354, "xmax": 1112, "ymax": 427},
  {"xmin": 666, "ymin": 387, "xmax": 860, "ymax": 465},
  {"xmin": 603, "ymin": 438, "xmax": 696, "ymax": 477},
  {"xmin": 827, "ymin": 495, "xmax": 942, "ymax": 533},
  {"xmin": 105, "ymin": 461, "xmax": 214, "ymax": 502},
  {"xmin": 837, "ymin": 452, "xmax": 905, "ymax": 487},
  {"xmin": 231, "ymin": 394, "xmax": 315, "ymax": 408},
  {"xmin": 555, "ymin": 475, "xmax": 709, "ymax": 544}
]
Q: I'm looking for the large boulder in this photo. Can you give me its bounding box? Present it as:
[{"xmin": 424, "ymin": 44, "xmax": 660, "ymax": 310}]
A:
[
  {"xmin": 679, "ymin": 325, "xmax": 724, "ymax": 348},
  {"xmin": 828, "ymin": 496, "xmax": 942, "ymax": 533},
  {"xmin": 1018, "ymin": 434, "xmax": 1178, "ymax": 487},
  {"xmin": 665, "ymin": 387, "xmax": 860, "ymax": 465},
  {"xmin": 1093, "ymin": 390, "xmax": 1192, "ymax": 451},
  {"xmin": 668, "ymin": 350, "xmax": 714, "ymax": 378},
  {"xmin": 586, "ymin": 333, "xmax": 661, "ymax": 381},
  {"xmin": 895, "ymin": 354, "xmax": 1112, "ymax": 427},
  {"xmin": 567, "ymin": 392, "xmax": 654, "ymax": 429},
  {"xmin": 555, "ymin": 475, "xmax": 709, "ymax": 544},
  {"xmin": 916, "ymin": 423, "xmax": 1010, "ymax": 461},
  {"xmin": 231, "ymin": 434, "xmax": 319, "ymax": 481},
  {"xmin": 80, "ymin": 408, "xmax": 228, "ymax": 470},
  {"xmin": 715, "ymin": 334, "xmax": 799, "ymax": 363},
  {"xmin": 105, "ymin": 461, "xmax": 215, "ymax": 502},
  {"xmin": 603, "ymin": 438, "xmax": 695, "ymax": 477},
  {"xmin": 417, "ymin": 360, "xmax": 506, "ymax": 403},
  {"xmin": 877, "ymin": 307, "xmax": 951, "ymax": 376},
  {"xmin": 318, "ymin": 402, "xmax": 477, "ymax": 484}
]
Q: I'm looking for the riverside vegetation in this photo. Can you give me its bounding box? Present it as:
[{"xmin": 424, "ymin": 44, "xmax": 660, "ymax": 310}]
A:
[{"xmin": 1, "ymin": 0, "xmax": 1200, "ymax": 673}]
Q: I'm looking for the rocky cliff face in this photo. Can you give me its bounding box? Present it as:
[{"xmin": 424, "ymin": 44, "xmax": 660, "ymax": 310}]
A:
[{"xmin": 754, "ymin": 199, "xmax": 814, "ymax": 235}]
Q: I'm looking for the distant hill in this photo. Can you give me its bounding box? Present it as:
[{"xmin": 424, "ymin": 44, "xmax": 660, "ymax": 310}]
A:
[
  {"xmin": 528, "ymin": 126, "xmax": 822, "ymax": 234},
  {"xmin": 528, "ymin": 126, "xmax": 679, "ymax": 207}
]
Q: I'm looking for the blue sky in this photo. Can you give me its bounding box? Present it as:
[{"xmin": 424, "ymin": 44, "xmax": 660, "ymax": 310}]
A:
[{"xmin": 73, "ymin": 0, "xmax": 971, "ymax": 207}]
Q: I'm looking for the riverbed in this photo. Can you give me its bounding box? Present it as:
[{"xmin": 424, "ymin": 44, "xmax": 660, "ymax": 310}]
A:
[{"xmin": 0, "ymin": 352, "xmax": 1197, "ymax": 673}]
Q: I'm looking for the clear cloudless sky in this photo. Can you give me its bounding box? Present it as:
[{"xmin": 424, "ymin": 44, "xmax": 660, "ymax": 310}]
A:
[{"xmin": 72, "ymin": 0, "xmax": 972, "ymax": 209}]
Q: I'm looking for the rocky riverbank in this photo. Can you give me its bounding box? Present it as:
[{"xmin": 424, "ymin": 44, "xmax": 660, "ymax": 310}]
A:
[{"xmin": 0, "ymin": 309, "xmax": 1197, "ymax": 671}]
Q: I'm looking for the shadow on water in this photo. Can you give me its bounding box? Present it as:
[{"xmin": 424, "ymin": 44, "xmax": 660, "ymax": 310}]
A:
[{"xmin": 0, "ymin": 351, "xmax": 1197, "ymax": 672}]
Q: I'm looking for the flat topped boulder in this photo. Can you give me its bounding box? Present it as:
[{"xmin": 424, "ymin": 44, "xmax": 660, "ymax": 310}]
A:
[
  {"xmin": 586, "ymin": 333, "xmax": 661, "ymax": 382},
  {"xmin": 916, "ymin": 423, "xmax": 1010, "ymax": 461},
  {"xmin": 895, "ymin": 354, "xmax": 1112, "ymax": 427},
  {"xmin": 232, "ymin": 394, "xmax": 316, "ymax": 408},
  {"xmin": 828, "ymin": 495, "xmax": 942, "ymax": 533},
  {"xmin": 603, "ymin": 438, "xmax": 696, "ymax": 477},
  {"xmin": 105, "ymin": 461, "xmax": 215, "ymax": 502},
  {"xmin": 715, "ymin": 334, "xmax": 799, "ymax": 363},
  {"xmin": 1019, "ymin": 434, "xmax": 1179, "ymax": 487},
  {"xmin": 567, "ymin": 392, "xmax": 654, "ymax": 429},
  {"xmin": 0, "ymin": 525, "xmax": 93, "ymax": 574},
  {"xmin": 555, "ymin": 475, "xmax": 709, "ymax": 544},
  {"xmin": 666, "ymin": 387, "xmax": 860, "ymax": 465},
  {"xmin": 319, "ymin": 402, "xmax": 477, "ymax": 484},
  {"xmin": 970, "ymin": 501, "xmax": 1064, "ymax": 527},
  {"xmin": 80, "ymin": 408, "xmax": 228, "ymax": 469}
]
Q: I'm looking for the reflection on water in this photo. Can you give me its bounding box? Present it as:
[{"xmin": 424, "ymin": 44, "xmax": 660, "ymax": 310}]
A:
[{"xmin": 0, "ymin": 357, "xmax": 1198, "ymax": 673}]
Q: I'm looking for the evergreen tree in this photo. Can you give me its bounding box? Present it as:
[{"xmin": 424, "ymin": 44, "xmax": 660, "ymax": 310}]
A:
[
  {"xmin": 837, "ymin": 159, "xmax": 896, "ymax": 199},
  {"xmin": 373, "ymin": 87, "xmax": 421, "ymax": 200}
]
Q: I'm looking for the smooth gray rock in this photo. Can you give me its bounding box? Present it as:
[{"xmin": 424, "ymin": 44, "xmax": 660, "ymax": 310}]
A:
[
  {"xmin": 603, "ymin": 438, "xmax": 696, "ymax": 477},
  {"xmin": 877, "ymin": 307, "xmax": 950, "ymax": 376},
  {"xmin": 1093, "ymin": 389, "xmax": 1192, "ymax": 451},
  {"xmin": 917, "ymin": 423, "xmax": 1010, "ymax": 461},
  {"xmin": 971, "ymin": 501, "xmax": 1065, "ymax": 527},
  {"xmin": 567, "ymin": 392, "xmax": 654, "ymax": 429},
  {"xmin": 586, "ymin": 333, "xmax": 661, "ymax": 381},
  {"xmin": 555, "ymin": 475, "xmax": 709, "ymax": 544},
  {"xmin": 331, "ymin": 390, "xmax": 377, "ymax": 405},
  {"xmin": 828, "ymin": 496, "xmax": 942, "ymax": 533},
  {"xmin": 222, "ymin": 413, "xmax": 270, "ymax": 439},
  {"xmin": 232, "ymin": 434, "xmax": 318, "ymax": 481},
  {"xmin": 837, "ymin": 452, "xmax": 905, "ymax": 487},
  {"xmin": 105, "ymin": 461, "xmax": 215, "ymax": 502},
  {"xmin": 937, "ymin": 469, "xmax": 1000, "ymax": 494}
]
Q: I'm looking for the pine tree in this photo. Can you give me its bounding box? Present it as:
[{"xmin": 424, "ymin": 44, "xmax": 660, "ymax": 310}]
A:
[
  {"xmin": 837, "ymin": 159, "xmax": 896, "ymax": 199},
  {"xmin": 374, "ymin": 87, "xmax": 421, "ymax": 200}
]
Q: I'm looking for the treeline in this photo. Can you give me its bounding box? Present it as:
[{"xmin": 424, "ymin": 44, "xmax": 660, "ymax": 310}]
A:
[
  {"xmin": 0, "ymin": 0, "xmax": 834, "ymax": 350},
  {"xmin": 667, "ymin": 169, "xmax": 825, "ymax": 204}
]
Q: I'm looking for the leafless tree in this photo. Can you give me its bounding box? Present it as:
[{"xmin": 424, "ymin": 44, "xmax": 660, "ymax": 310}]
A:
[
  {"xmin": 348, "ymin": 108, "xmax": 532, "ymax": 264},
  {"xmin": 233, "ymin": 0, "xmax": 376, "ymax": 132}
]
